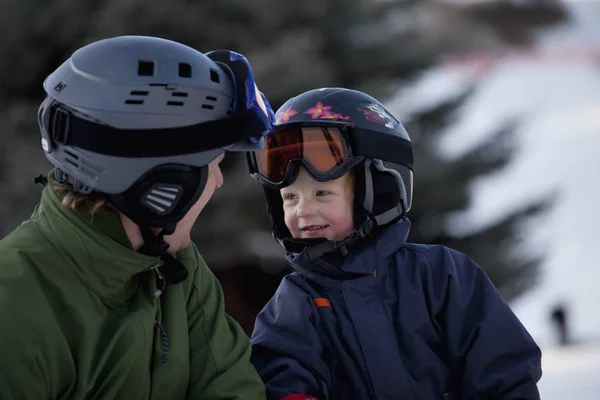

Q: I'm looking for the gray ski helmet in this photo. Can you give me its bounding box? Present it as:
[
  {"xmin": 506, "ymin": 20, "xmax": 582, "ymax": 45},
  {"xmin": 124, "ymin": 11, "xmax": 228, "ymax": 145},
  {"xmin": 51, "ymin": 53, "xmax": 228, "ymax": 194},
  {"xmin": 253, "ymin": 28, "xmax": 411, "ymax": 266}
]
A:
[{"xmin": 38, "ymin": 35, "xmax": 274, "ymax": 230}]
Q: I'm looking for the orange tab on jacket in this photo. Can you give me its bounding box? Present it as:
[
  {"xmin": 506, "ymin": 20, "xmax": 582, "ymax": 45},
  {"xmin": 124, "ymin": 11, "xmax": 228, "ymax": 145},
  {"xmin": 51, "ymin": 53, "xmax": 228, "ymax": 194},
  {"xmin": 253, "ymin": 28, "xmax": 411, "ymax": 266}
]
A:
[{"xmin": 313, "ymin": 297, "xmax": 332, "ymax": 309}]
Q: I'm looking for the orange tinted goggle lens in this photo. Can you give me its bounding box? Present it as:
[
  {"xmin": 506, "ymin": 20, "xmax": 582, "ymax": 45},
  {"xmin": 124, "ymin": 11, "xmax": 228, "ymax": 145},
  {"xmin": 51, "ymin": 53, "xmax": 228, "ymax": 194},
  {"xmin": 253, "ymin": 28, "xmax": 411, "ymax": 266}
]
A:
[{"xmin": 255, "ymin": 126, "xmax": 347, "ymax": 183}]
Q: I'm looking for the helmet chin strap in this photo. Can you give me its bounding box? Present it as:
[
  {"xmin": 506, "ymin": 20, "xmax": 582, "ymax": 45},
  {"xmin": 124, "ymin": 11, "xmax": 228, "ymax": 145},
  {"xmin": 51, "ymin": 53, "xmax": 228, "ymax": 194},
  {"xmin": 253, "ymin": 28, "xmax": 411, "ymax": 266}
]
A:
[
  {"xmin": 302, "ymin": 217, "xmax": 375, "ymax": 261},
  {"xmin": 138, "ymin": 222, "xmax": 189, "ymax": 296},
  {"xmin": 278, "ymin": 215, "xmax": 374, "ymax": 262},
  {"xmin": 139, "ymin": 225, "xmax": 173, "ymax": 256}
]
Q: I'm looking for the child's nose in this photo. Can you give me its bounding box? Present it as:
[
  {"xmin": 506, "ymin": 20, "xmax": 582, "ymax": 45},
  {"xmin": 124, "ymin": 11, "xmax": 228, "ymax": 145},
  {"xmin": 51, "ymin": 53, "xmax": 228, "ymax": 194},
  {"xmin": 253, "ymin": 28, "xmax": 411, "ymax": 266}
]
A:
[{"xmin": 296, "ymin": 199, "xmax": 317, "ymax": 218}]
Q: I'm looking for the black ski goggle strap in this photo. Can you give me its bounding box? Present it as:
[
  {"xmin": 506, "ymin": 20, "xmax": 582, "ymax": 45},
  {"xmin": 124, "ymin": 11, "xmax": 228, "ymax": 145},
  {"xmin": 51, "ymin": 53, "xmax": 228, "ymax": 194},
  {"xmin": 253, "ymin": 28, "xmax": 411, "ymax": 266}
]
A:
[
  {"xmin": 352, "ymin": 128, "xmax": 413, "ymax": 169},
  {"xmin": 38, "ymin": 98, "xmax": 266, "ymax": 158}
]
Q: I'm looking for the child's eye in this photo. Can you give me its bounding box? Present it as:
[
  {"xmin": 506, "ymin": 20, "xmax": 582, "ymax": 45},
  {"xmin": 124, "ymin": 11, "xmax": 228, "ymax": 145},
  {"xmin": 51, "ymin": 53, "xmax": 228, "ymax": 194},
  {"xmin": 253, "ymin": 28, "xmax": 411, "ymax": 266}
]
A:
[
  {"xmin": 316, "ymin": 190, "xmax": 330, "ymax": 197},
  {"xmin": 283, "ymin": 193, "xmax": 297, "ymax": 201}
]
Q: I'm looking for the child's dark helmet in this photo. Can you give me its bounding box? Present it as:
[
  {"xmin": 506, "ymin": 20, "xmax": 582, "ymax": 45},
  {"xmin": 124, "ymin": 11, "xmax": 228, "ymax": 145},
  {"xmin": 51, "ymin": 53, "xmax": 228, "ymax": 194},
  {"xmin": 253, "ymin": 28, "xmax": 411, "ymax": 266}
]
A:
[{"xmin": 249, "ymin": 87, "xmax": 414, "ymax": 257}]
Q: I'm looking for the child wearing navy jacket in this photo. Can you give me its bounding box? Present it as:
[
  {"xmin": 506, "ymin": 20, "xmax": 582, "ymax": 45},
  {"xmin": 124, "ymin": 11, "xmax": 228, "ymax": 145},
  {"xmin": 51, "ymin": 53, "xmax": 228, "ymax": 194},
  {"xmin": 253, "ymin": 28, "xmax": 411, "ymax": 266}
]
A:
[{"xmin": 246, "ymin": 87, "xmax": 542, "ymax": 400}]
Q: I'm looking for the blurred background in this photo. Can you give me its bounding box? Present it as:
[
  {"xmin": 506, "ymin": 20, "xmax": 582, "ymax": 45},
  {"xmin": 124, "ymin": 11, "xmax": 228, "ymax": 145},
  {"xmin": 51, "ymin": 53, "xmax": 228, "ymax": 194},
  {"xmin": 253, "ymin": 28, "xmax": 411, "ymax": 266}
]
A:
[{"xmin": 0, "ymin": 0, "xmax": 598, "ymax": 397}]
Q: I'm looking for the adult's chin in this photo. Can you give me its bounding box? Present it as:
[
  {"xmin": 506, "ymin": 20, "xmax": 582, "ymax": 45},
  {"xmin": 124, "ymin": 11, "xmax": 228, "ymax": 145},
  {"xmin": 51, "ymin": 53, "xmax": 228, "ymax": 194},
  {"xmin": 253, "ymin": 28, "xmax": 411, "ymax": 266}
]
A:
[{"xmin": 164, "ymin": 234, "xmax": 192, "ymax": 254}]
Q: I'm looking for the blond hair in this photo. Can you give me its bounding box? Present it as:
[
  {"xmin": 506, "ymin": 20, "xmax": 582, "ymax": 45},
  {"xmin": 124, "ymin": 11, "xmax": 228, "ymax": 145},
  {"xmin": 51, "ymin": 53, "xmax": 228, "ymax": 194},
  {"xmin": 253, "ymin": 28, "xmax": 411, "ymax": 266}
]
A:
[{"xmin": 52, "ymin": 181, "xmax": 112, "ymax": 215}]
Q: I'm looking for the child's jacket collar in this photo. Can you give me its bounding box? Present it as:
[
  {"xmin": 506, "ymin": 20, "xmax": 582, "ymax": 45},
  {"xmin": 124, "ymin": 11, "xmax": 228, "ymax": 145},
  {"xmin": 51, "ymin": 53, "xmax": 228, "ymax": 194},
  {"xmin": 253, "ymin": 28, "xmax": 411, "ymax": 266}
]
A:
[{"xmin": 286, "ymin": 218, "xmax": 411, "ymax": 282}]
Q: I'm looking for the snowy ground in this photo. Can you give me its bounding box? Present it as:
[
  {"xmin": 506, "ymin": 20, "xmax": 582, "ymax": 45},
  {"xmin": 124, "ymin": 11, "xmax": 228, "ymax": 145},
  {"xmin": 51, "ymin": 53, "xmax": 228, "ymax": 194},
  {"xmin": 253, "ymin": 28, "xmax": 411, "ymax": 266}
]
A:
[
  {"xmin": 539, "ymin": 343, "xmax": 600, "ymax": 399},
  {"xmin": 390, "ymin": 2, "xmax": 600, "ymax": 396}
]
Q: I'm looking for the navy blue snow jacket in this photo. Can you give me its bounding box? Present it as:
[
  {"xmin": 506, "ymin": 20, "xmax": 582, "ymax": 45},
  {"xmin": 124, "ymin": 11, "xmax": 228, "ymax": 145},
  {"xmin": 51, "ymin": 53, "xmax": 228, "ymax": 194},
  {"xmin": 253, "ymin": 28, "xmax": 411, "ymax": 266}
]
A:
[{"xmin": 250, "ymin": 219, "xmax": 542, "ymax": 400}]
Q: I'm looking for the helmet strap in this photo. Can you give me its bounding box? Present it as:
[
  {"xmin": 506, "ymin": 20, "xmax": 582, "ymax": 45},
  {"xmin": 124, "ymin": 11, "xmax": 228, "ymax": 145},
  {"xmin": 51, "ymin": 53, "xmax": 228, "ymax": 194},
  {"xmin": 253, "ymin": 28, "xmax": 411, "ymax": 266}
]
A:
[
  {"xmin": 303, "ymin": 217, "xmax": 375, "ymax": 260},
  {"xmin": 139, "ymin": 223, "xmax": 189, "ymax": 295}
]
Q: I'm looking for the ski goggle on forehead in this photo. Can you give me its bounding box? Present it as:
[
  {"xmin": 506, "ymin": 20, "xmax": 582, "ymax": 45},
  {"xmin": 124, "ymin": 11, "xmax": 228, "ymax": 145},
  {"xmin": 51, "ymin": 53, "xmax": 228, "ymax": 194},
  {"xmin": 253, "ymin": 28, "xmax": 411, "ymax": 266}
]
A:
[{"xmin": 247, "ymin": 120, "xmax": 365, "ymax": 189}]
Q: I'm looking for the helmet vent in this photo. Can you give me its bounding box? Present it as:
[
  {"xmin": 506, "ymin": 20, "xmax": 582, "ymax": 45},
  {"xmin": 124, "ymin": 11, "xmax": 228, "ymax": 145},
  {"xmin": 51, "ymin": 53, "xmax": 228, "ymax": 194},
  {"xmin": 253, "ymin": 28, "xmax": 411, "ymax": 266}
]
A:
[
  {"xmin": 203, "ymin": 95, "xmax": 217, "ymax": 110},
  {"xmin": 142, "ymin": 185, "xmax": 182, "ymax": 215},
  {"xmin": 209, "ymin": 68, "xmax": 220, "ymax": 83},
  {"xmin": 62, "ymin": 149, "xmax": 104, "ymax": 179},
  {"xmin": 137, "ymin": 60, "xmax": 154, "ymax": 76},
  {"xmin": 178, "ymin": 63, "xmax": 192, "ymax": 78},
  {"xmin": 64, "ymin": 149, "xmax": 79, "ymax": 168},
  {"xmin": 125, "ymin": 99, "xmax": 144, "ymax": 105},
  {"xmin": 167, "ymin": 92, "xmax": 188, "ymax": 107},
  {"xmin": 125, "ymin": 90, "xmax": 148, "ymax": 105}
]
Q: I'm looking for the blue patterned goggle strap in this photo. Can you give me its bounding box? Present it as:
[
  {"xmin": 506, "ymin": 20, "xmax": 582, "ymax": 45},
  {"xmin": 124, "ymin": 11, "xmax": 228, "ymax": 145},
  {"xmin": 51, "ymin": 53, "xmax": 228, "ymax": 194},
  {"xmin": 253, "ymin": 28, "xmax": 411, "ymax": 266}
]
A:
[{"xmin": 205, "ymin": 49, "xmax": 275, "ymax": 144}]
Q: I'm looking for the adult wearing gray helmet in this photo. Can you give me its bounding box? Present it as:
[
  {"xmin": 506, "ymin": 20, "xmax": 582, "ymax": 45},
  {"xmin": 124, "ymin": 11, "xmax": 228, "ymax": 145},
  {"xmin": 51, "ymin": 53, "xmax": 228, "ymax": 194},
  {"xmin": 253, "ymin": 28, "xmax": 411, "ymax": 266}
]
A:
[{"xmin": 0, "ymin": 36, "xmax": 272, "ymax": 399}]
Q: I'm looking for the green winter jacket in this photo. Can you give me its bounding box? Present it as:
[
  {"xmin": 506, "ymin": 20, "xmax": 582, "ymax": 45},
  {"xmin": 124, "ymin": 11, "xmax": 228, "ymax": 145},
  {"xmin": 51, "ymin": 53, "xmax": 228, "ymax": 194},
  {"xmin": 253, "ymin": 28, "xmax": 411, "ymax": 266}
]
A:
[{"xmin": 0, "ymin": 176, "xmax": 266, "ymax": 400}]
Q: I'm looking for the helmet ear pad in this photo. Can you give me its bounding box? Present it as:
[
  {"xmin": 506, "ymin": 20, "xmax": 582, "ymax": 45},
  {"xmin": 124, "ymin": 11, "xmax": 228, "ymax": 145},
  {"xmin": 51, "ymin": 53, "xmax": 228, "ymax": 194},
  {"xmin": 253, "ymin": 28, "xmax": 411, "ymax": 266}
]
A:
[
  {"xmin": 372, "ymin": 166, "xmax": 402, "ymax": 216},
  {"xmin": 106, "ymin": 164, "xmax": 209, "ymax": 229},
  {"xmin": 386, "ymin": 161, "xmax": 413, "ymax": 214},
  {"xmin": 352, "ymin": 160, "xmax": 409, "ymax": 229}
]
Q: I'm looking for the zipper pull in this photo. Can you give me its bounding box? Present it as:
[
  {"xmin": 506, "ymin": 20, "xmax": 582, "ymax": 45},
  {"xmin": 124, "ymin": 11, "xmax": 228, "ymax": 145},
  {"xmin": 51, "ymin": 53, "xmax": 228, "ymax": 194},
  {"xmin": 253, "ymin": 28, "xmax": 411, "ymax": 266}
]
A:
[{"xmin": 153, "ymin": 266, "xmax": 166, "ymax": 297}]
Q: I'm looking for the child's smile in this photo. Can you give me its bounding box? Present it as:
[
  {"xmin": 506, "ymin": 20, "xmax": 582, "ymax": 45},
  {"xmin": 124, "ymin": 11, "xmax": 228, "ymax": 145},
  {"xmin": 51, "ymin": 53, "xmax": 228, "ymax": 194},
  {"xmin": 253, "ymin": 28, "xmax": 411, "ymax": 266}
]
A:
[
  {"xmin": 299, "ymin": 224, "xmax": 330, "ymax": 237},
  {"xmin": 280, "ymin": 168, "xmax": 355, "ymax": 242}
]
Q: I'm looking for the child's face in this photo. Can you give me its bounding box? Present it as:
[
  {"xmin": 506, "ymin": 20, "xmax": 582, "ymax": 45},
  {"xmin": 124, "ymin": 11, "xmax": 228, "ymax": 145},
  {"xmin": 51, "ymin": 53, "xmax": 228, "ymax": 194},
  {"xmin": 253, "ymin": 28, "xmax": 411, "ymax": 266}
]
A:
[{"xmin": 280, "ymin": 168, "xmax": 354, "ymax": 242}]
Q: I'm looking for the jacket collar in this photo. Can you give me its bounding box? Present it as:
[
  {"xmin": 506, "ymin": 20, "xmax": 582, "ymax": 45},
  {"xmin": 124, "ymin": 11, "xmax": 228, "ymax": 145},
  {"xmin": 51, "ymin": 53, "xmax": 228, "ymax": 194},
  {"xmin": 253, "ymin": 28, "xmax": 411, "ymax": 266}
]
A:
[
  {"xmin": 34, "ymin": 172, "xmax": 161, "ymax": 307},
  {"xmin": 287, "ymin": 218, "xmax": 411, "ymax": 281}
]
